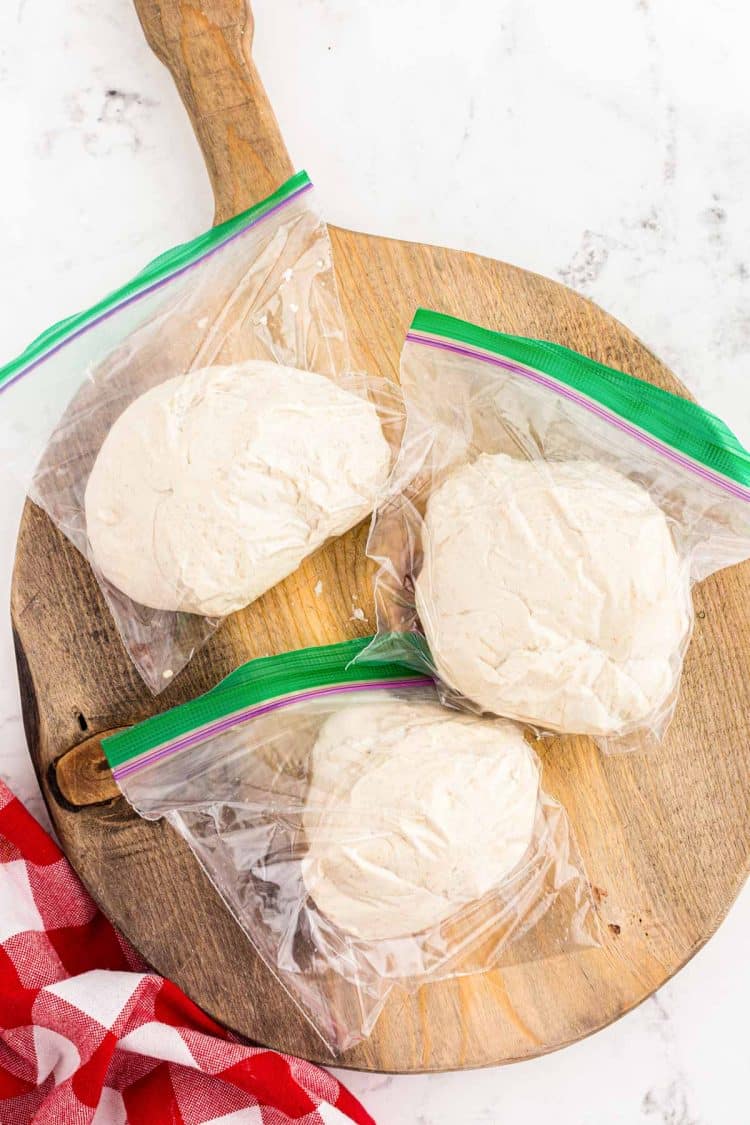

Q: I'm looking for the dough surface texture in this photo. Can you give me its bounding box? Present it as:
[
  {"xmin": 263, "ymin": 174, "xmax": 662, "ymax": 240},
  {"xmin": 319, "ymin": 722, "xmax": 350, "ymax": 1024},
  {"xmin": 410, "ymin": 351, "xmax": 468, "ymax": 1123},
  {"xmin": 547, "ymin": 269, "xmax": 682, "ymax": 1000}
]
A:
[
  {"xmin": 301, "ymin": 697, "xmax": 539, "ymax": 941},
  {"xmin": 415, "ymin": 454, "xmax": 691, "ymax": 736},
  {"xmin": 85, "ymin": 361, "xmax": 391, "ymax": 615}
]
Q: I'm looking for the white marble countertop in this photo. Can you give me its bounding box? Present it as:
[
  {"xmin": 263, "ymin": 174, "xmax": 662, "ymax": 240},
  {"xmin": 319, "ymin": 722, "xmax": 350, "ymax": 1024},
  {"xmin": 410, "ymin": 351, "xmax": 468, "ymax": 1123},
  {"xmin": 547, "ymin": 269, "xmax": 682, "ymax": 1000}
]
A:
[{"xmin": 1, "ymin": 1, "xmax": 748, "ymax": 1122}]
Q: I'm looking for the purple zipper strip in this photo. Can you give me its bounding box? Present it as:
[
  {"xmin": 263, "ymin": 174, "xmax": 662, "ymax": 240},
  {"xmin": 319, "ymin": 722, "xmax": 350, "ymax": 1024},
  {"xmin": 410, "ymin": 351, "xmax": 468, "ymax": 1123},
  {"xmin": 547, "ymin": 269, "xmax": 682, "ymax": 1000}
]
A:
[
  {"xmin": 1, "ymin": 181, "xmax": 313, "ymax": 396},
  {"xmin": 112, "ymin": 676, "xmax": 432, "ymax": 782},
  {"xmin": 407, "ymin": 332, "xmax": 750, "ymax": 503}
]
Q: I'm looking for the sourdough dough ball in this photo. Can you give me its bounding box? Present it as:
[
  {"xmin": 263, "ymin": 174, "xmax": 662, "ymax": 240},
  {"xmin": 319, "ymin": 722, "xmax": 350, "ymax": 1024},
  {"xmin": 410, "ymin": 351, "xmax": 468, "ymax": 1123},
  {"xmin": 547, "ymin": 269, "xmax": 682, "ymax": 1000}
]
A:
[
  {"xmin": 85, "ymin": 362, "xmax": 391, "ymax": 615},
  {"xmin": 301, "ymin": 698, "xmax": 538, "ymax": 941},
  {"xmin": 415, "ymin": 455, "xmax": 691, "ymax": 736}
]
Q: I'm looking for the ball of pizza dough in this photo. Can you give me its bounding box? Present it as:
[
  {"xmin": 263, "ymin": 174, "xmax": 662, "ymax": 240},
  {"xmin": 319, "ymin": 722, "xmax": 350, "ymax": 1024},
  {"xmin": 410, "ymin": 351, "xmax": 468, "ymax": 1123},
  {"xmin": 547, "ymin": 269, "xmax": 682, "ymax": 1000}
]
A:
[
  {"xmin": 302, "ymin": 698, "xmax": 539, "ymax": 941},
  {"xmin": 85, "ymin": 361, "xmax": 391, "ymax": 615},
  {"xmin": 415, "ymin": 454, "xmax": 691, "ymax": 736}
]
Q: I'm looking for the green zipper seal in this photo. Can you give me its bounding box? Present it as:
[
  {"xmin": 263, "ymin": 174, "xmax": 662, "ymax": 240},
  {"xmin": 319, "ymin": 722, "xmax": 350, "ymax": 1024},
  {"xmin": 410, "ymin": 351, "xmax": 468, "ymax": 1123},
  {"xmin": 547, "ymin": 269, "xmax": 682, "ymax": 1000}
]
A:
[
  {"xmin": 0, "ymin": 171, "xmax": 312, "ymax": 393},
  {"xmin": 103, "ymin": 636, "xmax": 432, "ymax": 779},
  {"xmin": 407, "ymin": 309, "xmax": 750, "ymax": 495}
]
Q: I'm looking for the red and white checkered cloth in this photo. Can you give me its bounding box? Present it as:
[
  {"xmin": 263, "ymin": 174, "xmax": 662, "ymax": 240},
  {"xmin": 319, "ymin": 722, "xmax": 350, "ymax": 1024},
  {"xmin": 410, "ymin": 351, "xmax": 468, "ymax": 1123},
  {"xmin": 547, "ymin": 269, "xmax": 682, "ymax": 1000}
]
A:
[{"xmin": 0, "ymin": 778, "xmax": 374, "ymax": 1125}]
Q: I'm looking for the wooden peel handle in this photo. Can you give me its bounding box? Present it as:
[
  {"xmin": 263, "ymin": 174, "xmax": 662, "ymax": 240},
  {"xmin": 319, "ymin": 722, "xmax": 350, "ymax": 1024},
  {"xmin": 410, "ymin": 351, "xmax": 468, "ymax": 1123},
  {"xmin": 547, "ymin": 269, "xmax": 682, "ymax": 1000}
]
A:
[{"xmin": 133, "ymin": 0, "xmax": 294, "ymax": 222}]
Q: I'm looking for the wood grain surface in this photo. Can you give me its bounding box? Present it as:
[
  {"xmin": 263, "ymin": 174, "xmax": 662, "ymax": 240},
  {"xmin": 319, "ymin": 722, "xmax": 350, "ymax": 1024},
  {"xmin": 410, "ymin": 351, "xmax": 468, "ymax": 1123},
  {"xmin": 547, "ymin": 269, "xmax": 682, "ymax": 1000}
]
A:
[{"xmin": 11, "ymin": 0, "xmax": 750, "ymax": 1071}]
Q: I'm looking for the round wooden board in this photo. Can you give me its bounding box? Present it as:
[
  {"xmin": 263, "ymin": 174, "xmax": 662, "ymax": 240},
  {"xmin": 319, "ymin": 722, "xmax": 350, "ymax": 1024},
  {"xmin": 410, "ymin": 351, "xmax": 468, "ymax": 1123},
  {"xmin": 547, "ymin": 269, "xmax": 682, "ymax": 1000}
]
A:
[{"xmin": 11, "ymin": 0, "xmax": 750, "ymax": 1072}]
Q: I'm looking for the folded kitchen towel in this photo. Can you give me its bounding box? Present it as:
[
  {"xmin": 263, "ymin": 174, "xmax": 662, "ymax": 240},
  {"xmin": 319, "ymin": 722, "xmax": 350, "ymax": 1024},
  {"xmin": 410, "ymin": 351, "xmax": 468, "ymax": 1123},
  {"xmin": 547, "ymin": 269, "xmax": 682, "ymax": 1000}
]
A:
[{"xmin": 0, "ymin": 778, "xmax": 374, "ymax": 1125}]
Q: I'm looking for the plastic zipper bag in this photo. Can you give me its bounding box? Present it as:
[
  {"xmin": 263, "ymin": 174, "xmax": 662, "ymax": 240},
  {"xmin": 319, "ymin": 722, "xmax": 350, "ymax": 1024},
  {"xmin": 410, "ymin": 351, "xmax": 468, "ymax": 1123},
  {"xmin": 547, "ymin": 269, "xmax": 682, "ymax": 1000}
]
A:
[
  {"xmin": 103, "ymin": 637, "xmax": 599, "ymax": 1055},
  {"xmin": 0, "ymin": 173, "xmax": 401, "ymax": 691},
  {"xmin": 362, "ymin": 309, "xmax": 750, "ymax": 753}
]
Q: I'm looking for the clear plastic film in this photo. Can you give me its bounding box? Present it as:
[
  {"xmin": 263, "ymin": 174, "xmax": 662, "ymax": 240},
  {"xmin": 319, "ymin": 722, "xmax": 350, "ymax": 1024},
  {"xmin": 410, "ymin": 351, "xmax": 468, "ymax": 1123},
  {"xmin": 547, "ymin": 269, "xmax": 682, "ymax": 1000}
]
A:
[
  {"xmin": 103, "ymin": 638, "xmax": 599, "ymax": 1056},
  {"xmin": 0, "ymin": 173, "xmax": 401, "ymax": 691},
  {"xmin": 362, "ymin": 309, "xmax": 750, "ymax": 753}
]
